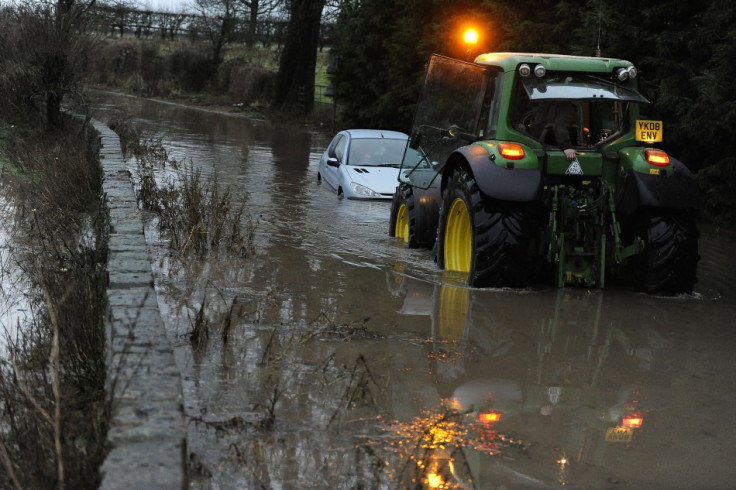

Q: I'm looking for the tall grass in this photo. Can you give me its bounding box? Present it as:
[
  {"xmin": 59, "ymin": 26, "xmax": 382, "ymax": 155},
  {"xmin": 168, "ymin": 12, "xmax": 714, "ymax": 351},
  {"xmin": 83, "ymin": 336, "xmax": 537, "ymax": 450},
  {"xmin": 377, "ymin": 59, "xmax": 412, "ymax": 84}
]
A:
[
  {"xmin": 111, "ymin": 114, "xmax": 257, "ymax": 259},
  {"xmin": 0, "ymin": 117, "xmax": 110, "ymax": 489}
]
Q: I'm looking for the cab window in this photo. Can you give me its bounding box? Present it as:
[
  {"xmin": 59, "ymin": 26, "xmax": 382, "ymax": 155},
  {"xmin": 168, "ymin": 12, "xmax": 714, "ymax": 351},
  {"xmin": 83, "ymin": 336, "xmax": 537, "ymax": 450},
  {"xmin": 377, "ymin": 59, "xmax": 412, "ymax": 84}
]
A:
[{"xmin": 511, "ymin": 74, "xmax": 642, "ymax": 148}]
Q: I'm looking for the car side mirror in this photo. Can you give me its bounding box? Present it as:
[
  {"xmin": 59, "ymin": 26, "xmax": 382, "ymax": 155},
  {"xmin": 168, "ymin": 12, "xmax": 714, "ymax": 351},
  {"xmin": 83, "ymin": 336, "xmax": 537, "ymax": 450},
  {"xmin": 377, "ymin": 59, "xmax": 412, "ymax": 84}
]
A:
[{"xmin": 327, "ymin": 156, "xmax": 340, "ymax": 168}]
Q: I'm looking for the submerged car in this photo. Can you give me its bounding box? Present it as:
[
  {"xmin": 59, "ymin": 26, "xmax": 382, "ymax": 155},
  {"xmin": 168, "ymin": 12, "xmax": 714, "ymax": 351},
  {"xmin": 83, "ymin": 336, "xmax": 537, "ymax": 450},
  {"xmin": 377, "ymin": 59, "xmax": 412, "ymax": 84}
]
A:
[{"xmin": 317, "ymin": 129, "xmax": 409, "ymax": 199}]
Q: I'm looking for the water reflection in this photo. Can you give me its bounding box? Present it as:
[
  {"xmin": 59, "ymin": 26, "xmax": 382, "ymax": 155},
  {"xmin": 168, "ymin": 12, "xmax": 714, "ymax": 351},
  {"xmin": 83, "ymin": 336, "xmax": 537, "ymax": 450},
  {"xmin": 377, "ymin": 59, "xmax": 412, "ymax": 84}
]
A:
[{"xmin": 381, "ymin": 273, "xmax": 670, "ymax": 487}]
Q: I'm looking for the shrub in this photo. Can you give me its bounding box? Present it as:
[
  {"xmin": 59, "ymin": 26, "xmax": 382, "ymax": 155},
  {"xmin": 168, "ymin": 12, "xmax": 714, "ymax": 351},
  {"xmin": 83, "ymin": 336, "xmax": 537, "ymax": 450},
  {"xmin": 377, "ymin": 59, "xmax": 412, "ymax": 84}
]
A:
[
  {"xmin": 138, "ymin": 41, "xmax": 167, "ymax": 92},
  {"xmin": 169, "ymin": 46, "xmax": 215, "ymax": 92},
  {"xmin": 222, "ymin": 61, "xmax": 276, "ymax": 106}
]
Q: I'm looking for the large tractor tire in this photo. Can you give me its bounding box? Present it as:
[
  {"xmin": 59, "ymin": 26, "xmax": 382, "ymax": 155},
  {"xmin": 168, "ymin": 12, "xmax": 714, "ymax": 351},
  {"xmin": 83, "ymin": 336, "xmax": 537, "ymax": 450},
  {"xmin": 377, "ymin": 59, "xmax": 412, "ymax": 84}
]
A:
[
  {"xmin": 437, "ymin": 168, "xmax": 534, "ymax": 288},
  {"xmin": 389, "ymin": 184, "xmax": 421, "ymax": 248},
  {"xmin": 638, "ymin": 208, "xmax": 699, "ymax": 295}
]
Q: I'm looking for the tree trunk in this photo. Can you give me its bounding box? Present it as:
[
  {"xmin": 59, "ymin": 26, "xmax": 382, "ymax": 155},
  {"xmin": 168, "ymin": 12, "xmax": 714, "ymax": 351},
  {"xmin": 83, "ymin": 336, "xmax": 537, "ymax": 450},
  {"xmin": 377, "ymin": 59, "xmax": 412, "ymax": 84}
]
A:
[
  {"xmin": 272, "ymin": 0, "xmax": 325, "ymax": 114},
  {"xmin": 246, "ymin": 0, "xmax": 259, "ymax": 48}
]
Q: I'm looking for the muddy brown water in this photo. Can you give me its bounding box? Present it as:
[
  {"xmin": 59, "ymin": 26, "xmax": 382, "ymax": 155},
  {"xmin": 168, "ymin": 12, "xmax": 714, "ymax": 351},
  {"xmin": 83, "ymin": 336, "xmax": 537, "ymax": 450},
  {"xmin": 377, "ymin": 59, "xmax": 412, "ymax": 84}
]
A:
[{"xmin": 88, "ymin": 92, "xmax": 736, "ymax": 489}]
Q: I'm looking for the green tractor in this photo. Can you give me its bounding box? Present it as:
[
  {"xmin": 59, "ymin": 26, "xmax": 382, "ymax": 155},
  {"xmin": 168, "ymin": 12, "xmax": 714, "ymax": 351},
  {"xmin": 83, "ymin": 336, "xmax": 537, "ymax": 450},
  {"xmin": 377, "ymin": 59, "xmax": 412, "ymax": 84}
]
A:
[{"xmin": 389, "ymin": 53, "xmax": 699, "ymax": 294}]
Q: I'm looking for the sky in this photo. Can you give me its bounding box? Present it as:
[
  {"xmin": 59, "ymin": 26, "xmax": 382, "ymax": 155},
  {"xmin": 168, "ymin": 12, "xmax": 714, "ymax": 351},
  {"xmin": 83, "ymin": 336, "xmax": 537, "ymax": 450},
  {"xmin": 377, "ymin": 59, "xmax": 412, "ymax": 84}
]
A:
[
  {"xmin": 0, "ymin": 0, "xmax": 193, "ymax": 13},
  {"xmin": 137, "ymin": 0, "xmax": 193, "ymax": 13}
]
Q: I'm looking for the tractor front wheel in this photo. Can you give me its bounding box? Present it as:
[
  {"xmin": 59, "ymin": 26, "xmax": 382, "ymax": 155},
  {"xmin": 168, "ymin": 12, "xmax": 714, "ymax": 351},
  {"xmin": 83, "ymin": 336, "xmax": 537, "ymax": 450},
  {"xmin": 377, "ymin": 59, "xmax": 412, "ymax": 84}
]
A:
[{"xmin": 389, "ymin": 185, "xmax": 420, "ymax": 248}]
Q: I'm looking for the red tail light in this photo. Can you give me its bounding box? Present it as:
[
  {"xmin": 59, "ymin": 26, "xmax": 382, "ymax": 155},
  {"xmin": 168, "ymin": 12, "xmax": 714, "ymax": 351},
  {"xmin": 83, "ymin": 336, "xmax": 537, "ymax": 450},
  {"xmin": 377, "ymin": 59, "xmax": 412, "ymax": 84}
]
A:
[
  {"xmin": 499, "ymin": 143, "xmax": 525, "ymax": 160},
  {"xmin": 478, "ymin": 411, "xmax": 502, "ymax": 425},
  {"xmin": 645, "ymin": 149, "xmax": 670, "ymax": 167},
  {"xmin": 622, "ymin": 413, "xmax": 644, "ymax": 429}
]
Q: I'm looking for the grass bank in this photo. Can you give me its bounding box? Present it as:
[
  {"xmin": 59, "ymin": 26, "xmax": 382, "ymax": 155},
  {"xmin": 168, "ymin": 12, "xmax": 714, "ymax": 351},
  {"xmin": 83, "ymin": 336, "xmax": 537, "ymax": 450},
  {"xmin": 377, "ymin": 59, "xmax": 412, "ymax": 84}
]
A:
[{"xmin": 0, "ymin": 117, "xmax": 110, "ymax": 489}]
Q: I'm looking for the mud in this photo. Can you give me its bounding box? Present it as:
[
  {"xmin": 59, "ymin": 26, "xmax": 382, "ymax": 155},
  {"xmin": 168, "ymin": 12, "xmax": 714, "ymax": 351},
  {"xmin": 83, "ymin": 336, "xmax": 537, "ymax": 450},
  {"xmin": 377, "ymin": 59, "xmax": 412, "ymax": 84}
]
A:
[{"xmin": 88, "ymin": 92, "xmax": 736, "ymax": 489}]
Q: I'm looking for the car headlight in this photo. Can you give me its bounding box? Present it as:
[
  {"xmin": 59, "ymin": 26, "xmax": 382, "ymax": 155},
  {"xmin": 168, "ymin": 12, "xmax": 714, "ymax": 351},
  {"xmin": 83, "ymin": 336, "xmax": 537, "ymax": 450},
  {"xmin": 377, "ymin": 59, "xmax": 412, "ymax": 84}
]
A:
[{"xmin": 349, "ymin": 182, "xmax": 382, "ymax": 198}]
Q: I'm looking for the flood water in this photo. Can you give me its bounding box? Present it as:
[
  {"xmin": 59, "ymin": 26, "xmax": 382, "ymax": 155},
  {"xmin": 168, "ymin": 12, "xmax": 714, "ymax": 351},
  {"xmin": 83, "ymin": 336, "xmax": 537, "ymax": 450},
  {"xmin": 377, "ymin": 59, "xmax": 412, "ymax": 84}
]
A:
[
  {"xmin": 88, "ymin": 91, "xmax": 736, "ymax": 489},
  {"xmin": 0, "ymin": 196, "xmax": 30, "ymax": 350}
]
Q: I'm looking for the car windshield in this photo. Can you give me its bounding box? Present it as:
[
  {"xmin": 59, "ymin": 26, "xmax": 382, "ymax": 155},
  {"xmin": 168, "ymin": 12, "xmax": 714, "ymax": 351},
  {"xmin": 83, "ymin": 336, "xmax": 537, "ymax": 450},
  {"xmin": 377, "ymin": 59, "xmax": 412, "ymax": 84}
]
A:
[{"xmin": 348, "ymin": 138, "xmax": 407, "ymax": 167}]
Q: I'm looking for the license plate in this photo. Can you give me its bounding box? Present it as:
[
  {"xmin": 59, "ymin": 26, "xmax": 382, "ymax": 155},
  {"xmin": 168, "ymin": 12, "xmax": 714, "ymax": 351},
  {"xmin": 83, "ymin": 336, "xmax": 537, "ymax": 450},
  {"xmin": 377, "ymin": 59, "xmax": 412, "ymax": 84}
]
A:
[
  {"xmin": 605, "ymin": 427, "xmax": 633, "ymax": 442},
  {"xmin": 635, "ymin": 120, "xmax": 663, "ymax": 143}
]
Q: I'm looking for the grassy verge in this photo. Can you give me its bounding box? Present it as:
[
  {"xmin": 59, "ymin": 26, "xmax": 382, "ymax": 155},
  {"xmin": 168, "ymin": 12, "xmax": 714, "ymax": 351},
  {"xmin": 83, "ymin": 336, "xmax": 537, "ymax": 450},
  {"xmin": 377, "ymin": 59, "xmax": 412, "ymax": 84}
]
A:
[{"xmin": 0, "ymin": 118, "xmax": 110, "ymax": 489}]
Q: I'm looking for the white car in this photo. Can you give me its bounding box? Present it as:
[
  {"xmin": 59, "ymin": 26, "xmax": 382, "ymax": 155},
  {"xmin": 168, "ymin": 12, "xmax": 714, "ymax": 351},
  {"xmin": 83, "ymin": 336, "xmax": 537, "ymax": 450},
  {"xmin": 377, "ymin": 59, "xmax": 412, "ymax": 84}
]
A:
[{"xmin": 317, "ymin": 129, "xmax": 408, "ymax": 199}]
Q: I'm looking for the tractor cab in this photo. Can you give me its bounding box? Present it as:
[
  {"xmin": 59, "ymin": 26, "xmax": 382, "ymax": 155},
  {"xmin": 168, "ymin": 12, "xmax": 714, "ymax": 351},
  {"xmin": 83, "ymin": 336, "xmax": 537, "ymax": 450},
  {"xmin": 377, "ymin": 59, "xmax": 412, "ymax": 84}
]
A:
[{"xmin": 399, "ymin": 54, "xmax": 653, "ymax": 191}]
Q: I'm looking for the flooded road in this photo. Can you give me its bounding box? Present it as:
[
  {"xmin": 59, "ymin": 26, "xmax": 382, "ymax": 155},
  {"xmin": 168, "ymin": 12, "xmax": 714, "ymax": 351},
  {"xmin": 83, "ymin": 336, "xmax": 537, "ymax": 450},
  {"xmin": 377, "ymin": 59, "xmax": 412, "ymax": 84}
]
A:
[{"xmin": 89, "ymin": 92, "xmax": 736, "ymax": 489}]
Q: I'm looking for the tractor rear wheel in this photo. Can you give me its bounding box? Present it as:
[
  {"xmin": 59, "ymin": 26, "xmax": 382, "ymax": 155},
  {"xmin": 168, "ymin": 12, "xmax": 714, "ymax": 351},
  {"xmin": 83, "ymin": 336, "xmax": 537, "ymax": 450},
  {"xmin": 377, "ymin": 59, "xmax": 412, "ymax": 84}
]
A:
[
  {"xmin": 437, "ymin": 168, "xmax": 534, "ymax": 288},
  {"xmin": 639, "ymin": 208, "xmax": 699, "ymax": 295}
]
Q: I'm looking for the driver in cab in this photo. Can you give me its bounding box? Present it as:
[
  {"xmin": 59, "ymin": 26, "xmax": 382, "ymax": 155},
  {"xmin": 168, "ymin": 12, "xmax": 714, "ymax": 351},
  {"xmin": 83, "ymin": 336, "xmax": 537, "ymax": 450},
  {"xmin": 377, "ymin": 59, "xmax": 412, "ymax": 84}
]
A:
[{"xmin": 526, "ymin": 100, "xmax": 578, "ymax": 162}]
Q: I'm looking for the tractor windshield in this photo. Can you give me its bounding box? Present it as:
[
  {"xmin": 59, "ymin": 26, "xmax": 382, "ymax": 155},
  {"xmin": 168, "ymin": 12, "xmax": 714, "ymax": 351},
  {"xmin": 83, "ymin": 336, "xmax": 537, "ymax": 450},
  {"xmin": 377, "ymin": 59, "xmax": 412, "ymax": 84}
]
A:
[
  {"xmin": 513, "ymin": 75, "xmax": 649, "ymax": 148},
  {"xmin": 520, "ymin": 75, "xmax": 649, "ymax": 103}
]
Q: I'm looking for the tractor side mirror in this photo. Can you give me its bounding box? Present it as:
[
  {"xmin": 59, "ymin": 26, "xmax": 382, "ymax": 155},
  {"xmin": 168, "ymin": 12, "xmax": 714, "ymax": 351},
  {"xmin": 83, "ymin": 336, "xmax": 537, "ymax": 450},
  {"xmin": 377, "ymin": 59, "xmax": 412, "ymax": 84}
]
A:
[{"xmin": 409, "ymin": 130, "xmax": 421, "ymax": 150}]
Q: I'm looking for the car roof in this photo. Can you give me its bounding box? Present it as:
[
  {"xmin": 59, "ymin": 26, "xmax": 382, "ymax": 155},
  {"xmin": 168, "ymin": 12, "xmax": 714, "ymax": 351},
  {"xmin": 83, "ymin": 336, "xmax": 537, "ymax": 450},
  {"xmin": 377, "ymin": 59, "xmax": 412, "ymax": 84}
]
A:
[{"xmin": 343, "ymin": 129, "xmax": 408, "ymax": 140}]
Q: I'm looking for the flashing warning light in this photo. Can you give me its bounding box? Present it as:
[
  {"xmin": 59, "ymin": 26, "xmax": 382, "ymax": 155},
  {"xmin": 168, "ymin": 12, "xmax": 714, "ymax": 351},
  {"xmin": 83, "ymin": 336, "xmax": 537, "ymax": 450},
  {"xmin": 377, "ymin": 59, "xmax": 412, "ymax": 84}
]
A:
[
  {"xmin": 478, "ymin": 411, "xmax": 502, "ymax": 425},
  {"xmin": 645, "ymin": 149, "xmax": 670, "ymax": 167},
  {"xmin": 499, "ymin": 142, "xmax": 525, "ymax": 160},
  {"xmin": 463, "ymin": 28, "xmax": 479, "ymax": 45},
  {"xmin": 622, "ymin": 414, "xmax": 644, "ymax": 429}
]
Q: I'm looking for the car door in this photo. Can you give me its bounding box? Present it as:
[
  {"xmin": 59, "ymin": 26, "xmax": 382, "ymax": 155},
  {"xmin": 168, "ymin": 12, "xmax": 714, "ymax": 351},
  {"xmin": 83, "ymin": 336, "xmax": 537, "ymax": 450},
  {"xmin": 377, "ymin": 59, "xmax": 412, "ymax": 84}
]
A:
[{"xmin": 323, "ymin": 133, "xmax": 347, "ymax": 191}]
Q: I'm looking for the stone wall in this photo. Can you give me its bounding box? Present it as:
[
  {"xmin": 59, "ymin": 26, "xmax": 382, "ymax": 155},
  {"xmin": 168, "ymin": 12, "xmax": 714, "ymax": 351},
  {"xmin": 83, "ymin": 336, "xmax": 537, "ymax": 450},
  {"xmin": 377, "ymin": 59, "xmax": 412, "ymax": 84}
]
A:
[{"xmin": 93, "ymin": 120, "xmax": 186, "ymax": 489}]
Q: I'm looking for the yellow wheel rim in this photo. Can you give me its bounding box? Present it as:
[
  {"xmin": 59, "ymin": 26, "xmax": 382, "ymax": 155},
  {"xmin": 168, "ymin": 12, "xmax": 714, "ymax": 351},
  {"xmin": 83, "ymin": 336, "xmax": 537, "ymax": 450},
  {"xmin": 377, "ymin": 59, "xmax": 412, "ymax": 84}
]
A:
[
  {"xmin": 395, "ymin": 203, "xmax": 409, "ymax": 243},
  {"xmin": 438, "ymin": 284, "xmax": 469, "ymax": 347},
  {"xmin": 444, "ymin": 198, "xmax": 472, "ymax": 272}
]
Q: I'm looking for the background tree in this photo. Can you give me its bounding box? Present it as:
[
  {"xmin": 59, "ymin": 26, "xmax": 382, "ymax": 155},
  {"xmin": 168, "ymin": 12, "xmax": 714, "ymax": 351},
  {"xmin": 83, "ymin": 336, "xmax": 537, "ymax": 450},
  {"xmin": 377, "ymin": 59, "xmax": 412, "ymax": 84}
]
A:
[
  {"xmin": 272, "ymin": 0, "xmax": 326, "ymax": 114},
  {"xmin": 193, "ymin": 0, "xmax": 241, "ymax": 67},
  {"xmin": 331, "ymin": 0, "xmax": 495, "ymax": 131},
  {"xmin": 237, "ymin": 0, "xmax": 281, "ymax": 47},
  {"xmin": 0, "ymin": 0, "xmax": 95, "ymax": 131},
  {"xmin": 330, "ymin": 0, "xmax": 407, "ymax": 129}
]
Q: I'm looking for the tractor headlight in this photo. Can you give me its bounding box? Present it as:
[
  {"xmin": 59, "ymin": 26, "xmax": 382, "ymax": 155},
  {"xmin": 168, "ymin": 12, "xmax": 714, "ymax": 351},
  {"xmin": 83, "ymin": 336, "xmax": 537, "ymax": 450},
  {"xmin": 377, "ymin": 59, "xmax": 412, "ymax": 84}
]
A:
[
  {"xmin": 534, "ymin": 64, "xmax": 547, "ymax": 77},
  {"xmin": 615, "ymin": 67, "xmax": 630, "ymax": 81},
  {"xmin": 518, "ymin": 63, "xmax": 532, "ymax": 77}
]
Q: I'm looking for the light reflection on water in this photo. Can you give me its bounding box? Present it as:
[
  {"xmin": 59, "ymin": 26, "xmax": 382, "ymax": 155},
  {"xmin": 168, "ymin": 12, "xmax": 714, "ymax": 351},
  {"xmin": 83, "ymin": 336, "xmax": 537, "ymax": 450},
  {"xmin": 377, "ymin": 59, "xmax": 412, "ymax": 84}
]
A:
[{"xmin": 87, "ymin": 91, "xmax": 736, "ymax": 489}]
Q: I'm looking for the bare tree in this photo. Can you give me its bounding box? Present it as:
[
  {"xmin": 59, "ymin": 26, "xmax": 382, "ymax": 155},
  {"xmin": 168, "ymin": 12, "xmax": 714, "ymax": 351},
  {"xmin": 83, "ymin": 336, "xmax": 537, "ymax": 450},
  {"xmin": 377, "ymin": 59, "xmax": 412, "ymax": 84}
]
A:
[
  {"xmin": 236, "ymin": 0, "xmax": 280, "ymax": 48},
  {"xmin": 192, "ymin": 0, "xmax": 241, "ymax": 66},
  {"xmin": 0, "ymin": 0, "xmax": 96, "ymax": 130},
  {"xmin": 272, "ymin": 0, "xmax": 326, "ymax": 114}
]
